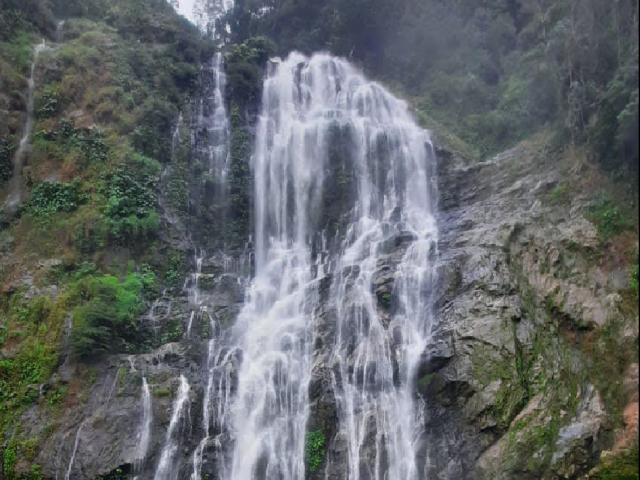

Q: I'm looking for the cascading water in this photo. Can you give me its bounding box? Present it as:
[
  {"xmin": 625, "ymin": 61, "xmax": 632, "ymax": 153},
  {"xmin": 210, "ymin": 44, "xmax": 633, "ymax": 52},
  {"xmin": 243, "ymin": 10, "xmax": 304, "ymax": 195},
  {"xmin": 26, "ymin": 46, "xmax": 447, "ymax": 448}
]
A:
[
  {"xmin": 219, "ymin": 52, "xmax": 437, "ymax": 480},
  {"xmin": 154, "ymin": 375, "xmax": 191, "ymax": 480},
  {"xmin": 207, "ymin": 53, "xmax": 230, "ymax": 183},
  {"xmin": 4, "ymin": 41, "xmax": 48, "ymax": 211},
  {"xmin": 135, "ymin": 377, "xmax": 153, "ymax": 473},
  {"xmin": 193, "ymin": 52, "xmax": 230, "ymax": 202},
  {"xmin": 64, "ymin": 420, "xmax": 86, "ymax": 480}
]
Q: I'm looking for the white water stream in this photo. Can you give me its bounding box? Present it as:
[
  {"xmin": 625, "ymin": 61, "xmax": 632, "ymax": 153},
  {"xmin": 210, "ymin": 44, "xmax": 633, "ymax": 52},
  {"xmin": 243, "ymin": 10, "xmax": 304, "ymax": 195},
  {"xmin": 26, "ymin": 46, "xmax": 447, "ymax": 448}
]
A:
[
  {"xmin": 135, "ymin": 377, "xmax": 153, "ymax": 473},
  {"xmin": 4, "ymin": 41, "xmax": 48, "ymax": 211},
  {"xmin": 154, "ymin": 375, "xmax": 191, "ymax": 480},
  {"xmin": 218, "ymin": 52, "xmax": 437, "ymax": 480}
]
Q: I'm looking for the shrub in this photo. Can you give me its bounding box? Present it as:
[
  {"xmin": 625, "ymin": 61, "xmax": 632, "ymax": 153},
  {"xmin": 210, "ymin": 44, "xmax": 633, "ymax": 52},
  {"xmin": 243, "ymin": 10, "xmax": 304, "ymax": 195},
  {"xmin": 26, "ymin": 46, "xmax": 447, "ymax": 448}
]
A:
[
  {"xmin": 102, "ymin": 159, "xmax": 159, "ymax": 244},
  {"xmin": 26, "ymin": 181, "xmax": 87, "ymax": 216},
  {"xmin": 0, "ymin": 136, "xmax": 16, "ymax": 184},
  {"xmin": 587, "ymin": 192, "xmax": 631, "ymax": 240},
  {"xmin": 305, "ymin": 429, "xmax": 326, "ymax": 473},
  {"xmin": 70, "ymin": 271, "xmax": 155, "ymax": 358},
  {"xmin": 35, "ymin": 85, "xmax": 60, "ymax": 119},
  {"xmin": 226, "ymin": 37, "xmax": 275, "ymax": 106}
]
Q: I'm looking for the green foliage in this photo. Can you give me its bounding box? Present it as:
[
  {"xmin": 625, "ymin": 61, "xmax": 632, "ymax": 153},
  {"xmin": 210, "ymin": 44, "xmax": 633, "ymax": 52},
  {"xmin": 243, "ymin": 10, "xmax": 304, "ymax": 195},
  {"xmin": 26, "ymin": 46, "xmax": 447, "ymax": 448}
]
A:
[
  {"xmin": 45, "ymin": 384, "xmax": 68, "ymax": 406},
  {"xmin": 593, "ymin": 444, "xmax": 639, "ymax": 480},
  {"xmin": 3, "ymin": 438, "xmax": 17, "ymax": 478},
  {"xmin": 587, "ymin": 192, "xmax": 632, "ymax": 240},
  {"xmin": 35, "ymin": 84, "xmax": 60, "ymax": 119},
  {"xmin": 130, "ymin": 99, "xmax": 178, "ymax": 162},
  {"xmin": 158, "ymin": 319, "xmax": 183, "ymax": 346},
  {"xmin": 0, "ymin": 340, "xmax": 58, "ymax": 410},
  {"xmin": 101, "ymin": 157, "xmax": 160, "ymax": 244},
  {"xmin": 0, "ymin": 2, "xmax": 55, "ymax": 41},
  {"xmin": 70, "ymin": 271, "xmax": 155, "ymax": 357},
  {"xmin": 305, "ymin": 429, "xmax": 326, "ymax": 473},
  {"xmin": 227, "ymin": 121, "xmax": 251, "ymax": 245},
  {"xmin": 233, "ymin": 0, "xmax": 638, "ymax": 188},
  {"xmin": 380, "ymin": 292, "xmax": 392, "ymax": 308},
  {"xmin": 0, "ymin": 135, "xmax": 16, "ymax": 184},
  {"xmin": 548, "ymin": 184, "xmax": 568, "ymax": 204},
  {"xmin": 0, "ymin": 10, "xmax": 32, "ymax": 43},
  {"xmin": 164, "ymin": 250, "xmax": 187, "ymax": 289},
  {"xmin": 226, "ymin": 37, "xmax": 275, "ymax": 106},
  {"xmin": 153, "ymin": 388, "xmax": 171, "ymax": 397},
  {"xmin": 95, "ymin": 466, "xmax": 130, "ymax": 480},
  {"xmin": 0, "ymin": 32, "xmax": 38, "ymax": 73},
  {"xmin": 26, "ymin": 181, "xmax": 87, "ymax": 217},
  {"xmin": 39, "ymin": 119, "xmax": 109, "ymax": 166}
]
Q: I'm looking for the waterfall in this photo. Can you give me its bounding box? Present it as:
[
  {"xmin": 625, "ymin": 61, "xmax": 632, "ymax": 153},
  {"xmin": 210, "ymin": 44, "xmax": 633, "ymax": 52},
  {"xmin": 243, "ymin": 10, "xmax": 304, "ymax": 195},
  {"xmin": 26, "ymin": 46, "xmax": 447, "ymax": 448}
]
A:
[
  {"xmin": 154, "ymin": 375, "xmax": 191, "ymax": 480},
  {"xmin": 55, "ymin": 20, "xmax": 65, "ymax": 43},
  {"xmin": 222, "ymin": 52, "xmax": 437, "ymax": 480},
  {"xmin": 135, "ymin": 377, "xmax": 153, "ymax": 473},
  {"xmin": 4, "ymin": 41, "xmax": 48, "ymax": 212},
  {"xmin": 64, "ymin": 420, "xmax": 86, "ymax": 480},
  {"xmin": 208, "ymin": 53, "xmax": 230, "ymax": 183},
  {"xmin": 193, "ymin": 52, "xmax": 230, "ymax": 201}
]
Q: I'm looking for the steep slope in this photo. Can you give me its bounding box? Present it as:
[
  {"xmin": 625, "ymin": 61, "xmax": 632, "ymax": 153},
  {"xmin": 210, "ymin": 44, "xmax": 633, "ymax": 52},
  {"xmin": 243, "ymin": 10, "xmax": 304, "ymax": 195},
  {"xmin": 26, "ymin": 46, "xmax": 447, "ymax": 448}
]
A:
[{"xmin": 0, "ymin": 1, "xmax": 637, "ymax": 480}]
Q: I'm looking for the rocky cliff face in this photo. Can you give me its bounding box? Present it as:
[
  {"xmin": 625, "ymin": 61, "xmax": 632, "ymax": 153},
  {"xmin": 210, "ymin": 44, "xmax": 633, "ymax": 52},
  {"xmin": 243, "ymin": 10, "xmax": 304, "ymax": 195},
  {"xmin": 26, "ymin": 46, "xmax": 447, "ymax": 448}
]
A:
[
  {"xmin": 11, "ymin": 136, "xmax": 636, "ymax": 480},
  {"xmin": 423, "ymin": 141, "xmax": 638, "ymax": 479},
  {"xmin": 0, "ymin": 6, "xmax": 637, "ymax": 479}
]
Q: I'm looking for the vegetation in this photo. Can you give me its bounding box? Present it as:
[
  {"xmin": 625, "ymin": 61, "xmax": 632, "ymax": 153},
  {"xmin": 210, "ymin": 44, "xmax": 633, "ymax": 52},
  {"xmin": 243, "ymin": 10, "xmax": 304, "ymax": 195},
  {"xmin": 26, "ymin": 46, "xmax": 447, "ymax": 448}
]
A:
[
  {"xmin": 587, "ymin": 191, "xmax": 633, "ymax": 241},
  {"xmin": 0, "ymin": 0, "xmax": 637, "ymax": 478},
  {"xmin": 0, "ymin": 1, "xmax": 210, "ymax": 474},
  {"xmin": 26, "ymin": 181, "xmax": 87, "ymax": 216},
  {"xmin": 305, "ymin": 429, "xmax": 326, "ymax": 473},
  {"xmin": 70, "ymin": 269, "xmax": 155, "ymax": 358},
  {"xmin": 101, "ymin": 159, "xmax": 160, "ymax": 244},
  {"xmin": 592, "ymin": 444, "xmax": 639, "ymax": 480},
  {"xmin": 227, "ymin": 0, "xmax": 639, "ymax": 191},
  {"xmin": 225, "ymin": 36, "xmax": 274, "ymax": 106}
]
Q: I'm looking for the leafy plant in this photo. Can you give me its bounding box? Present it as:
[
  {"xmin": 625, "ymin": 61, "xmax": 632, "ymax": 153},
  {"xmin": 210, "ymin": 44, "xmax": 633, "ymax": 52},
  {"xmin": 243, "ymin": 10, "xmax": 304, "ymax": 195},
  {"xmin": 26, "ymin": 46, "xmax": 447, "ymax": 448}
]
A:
[
  {"xmin": 26, "ymin": 181, "xmax": 87, "ymax": 216},
  {"xmin": 0, "ymin": 135, "xmax": 16, "ymax": 184},
  {"xmin": 305, "ymin": 429, "xmax": 326, "ymax": 473},
  {"xmin": 101, "ymin": 161, "xmax": 159, "ymax": 244},
  {"xmin": 70, "ymin": 271, "xmax": 155, "ymax": 357},
  {"xmin": 35, "ymin": 85, "xmax": 60, "ymax": 119},
  {"xmin": 587, "ymin": 192, "xmax": 631, "ymax": 240}
]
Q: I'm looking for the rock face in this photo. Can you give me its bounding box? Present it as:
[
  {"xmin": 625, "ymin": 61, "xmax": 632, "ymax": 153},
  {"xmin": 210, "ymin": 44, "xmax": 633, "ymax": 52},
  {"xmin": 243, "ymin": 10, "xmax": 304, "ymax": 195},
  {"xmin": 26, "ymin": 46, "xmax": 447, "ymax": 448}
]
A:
[
  {"xmin": 5, "ymin": 74, "xmax": 635, "ymax": 479},
  {"xmin": 418, "ymin": 143, "xmax": 636, "ymax": 479},
  {"xmin": 15, "ymin": 139, "xmax": 636, "ymax": 480}
]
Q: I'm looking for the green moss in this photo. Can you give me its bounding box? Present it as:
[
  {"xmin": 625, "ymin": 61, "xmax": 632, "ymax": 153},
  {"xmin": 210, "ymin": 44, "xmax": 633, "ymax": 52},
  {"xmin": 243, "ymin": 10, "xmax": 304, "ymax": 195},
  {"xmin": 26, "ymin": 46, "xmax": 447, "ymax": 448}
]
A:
[
  {"xmin": 548, "ymin": 184, "xmax": 569, "ymax": 204},
  {"xmin": 158, "ymin": 319, "xmax": 183, "ymax": 346},
  {"xmin": 592, "ymin": 445, "xmax": 639, "ymax": 480},
  {"xmin": 153, "ymin": 388, "xmax": 171, "ymax": 397},
  {"xmin": 417, "ymin": 373, "xmax": 436, "ymax": 391}
]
